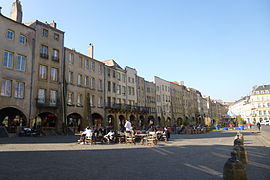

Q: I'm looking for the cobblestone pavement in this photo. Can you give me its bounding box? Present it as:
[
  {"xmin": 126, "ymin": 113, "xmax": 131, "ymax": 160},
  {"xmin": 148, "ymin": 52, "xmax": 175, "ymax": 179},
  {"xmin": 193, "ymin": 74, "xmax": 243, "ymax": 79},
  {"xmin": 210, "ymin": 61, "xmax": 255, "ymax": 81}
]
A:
[{"xmin": 0, "ymin": 130, "xmax": 269, "ymax": 180}]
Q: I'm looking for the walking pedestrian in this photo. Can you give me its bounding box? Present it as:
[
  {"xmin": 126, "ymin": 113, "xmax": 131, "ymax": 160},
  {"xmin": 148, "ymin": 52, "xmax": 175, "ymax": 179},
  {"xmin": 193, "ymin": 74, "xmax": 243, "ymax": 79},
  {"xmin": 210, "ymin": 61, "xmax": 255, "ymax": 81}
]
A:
[{"xmin": 256, "ymin": 122, "xmax": 261, "ymax": 132}]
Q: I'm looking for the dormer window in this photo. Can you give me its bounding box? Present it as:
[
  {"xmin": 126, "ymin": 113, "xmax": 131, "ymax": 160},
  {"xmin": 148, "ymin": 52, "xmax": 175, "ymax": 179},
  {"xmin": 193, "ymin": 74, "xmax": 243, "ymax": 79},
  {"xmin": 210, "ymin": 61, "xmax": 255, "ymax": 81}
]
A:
[
  {"xmin": 54, "ymin": 33, "xmax": 59, "ymax": 41},
  {"xmin": 43, "ymin": 29, "xmax": 48, "ymax": 37}
]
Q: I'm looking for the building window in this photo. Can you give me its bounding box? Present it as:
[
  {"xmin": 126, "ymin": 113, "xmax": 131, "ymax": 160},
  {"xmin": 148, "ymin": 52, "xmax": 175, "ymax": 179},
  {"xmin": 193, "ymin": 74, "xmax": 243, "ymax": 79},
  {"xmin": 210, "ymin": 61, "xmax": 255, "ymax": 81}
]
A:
[
  {"xmin": 117, "ymin": 72, "xmax": 121, "ymax": 81},
  {"xmin": 108, "ymin": 81, "xmax": 111, "ymax": 92},
  {"xmin": 67, "ymin": 92, "xmax": 73, "ymax": 105},
  {"xmin": 90, "ymin": 77, "xmax": 95, "ymax": 89},
  {"xmin": 91, "ymin": 61, "xmax": 95, "ymax": 71},
  {"xmin": 54, "ymin": 33, "xmax": 59, "ymax": 41},
  {"xmin": 107, "ymin": 69, "xmax": 111, "ymax": 77},
  {"xmin": 43, "ymin": 29, "xmax": 48, "ymax": 37},
  {"xmin": 38, "ymin": 89, "xmax": 45, "ymax": 103},
  {"xmin": 68, "ymin": 71, "xmax": 73, "ymax": 83},
  {"xmin": 52, "ymin": 49, "xmax": 59, "ymax": 61},
  {"xmin": 113, "ymin": 70, "xmax": 116, "ymax": 78},
  {"xmin": 1, "ymin": 80, "xmax": 12, "ymax": 97},
  {"xmin": 69, "ymin": 53, "xmax": 74, "ymax": 64},
  {"xmin": 128, "ymin": 77, "xmax": 131, "ymax": 83},
  {"xmin": 51, "ymin": 68, "xmax": 58, "ymax": 81},
  {"xmin": 40, "ymin": 45, "xmax": 48, "ymax": 59},
  {"xmin": 50, "ymin": 90, "xmax": 57, "ymax": 105},
  {"xmin": 15, "ymin": 82, "xmax": 24, "ymax": 99},
  {"xmin": 16, "ymin": 55, "xmax": 26, "ymax": 71},
  {"xmin": 90, "ymin": 95, "xmax": 95, "ymax": 106},
  {"xmin": 99, "ymin": 79, "xmax": 102, "ymax": 90},
  {"xmin": 19, "ymin": 35, "xmax": 26, "ymax": 44},
  {"xmin": 77, "ymin": 94, "xmax": 82, "ymax": 106},
  {"xmin": 113, "ymin": 83, "xmax": 116, "ymax": 93},
  {"xmin": 79, "ymin": 57, "xmax": 83, "ymax": 68},
  {"xmin": 39, "ymin": 65, "xmax": 48, "ymax": 79},
  {"xmin": 3, "ymin": 51, "xmax": 13, "ymax": 68},
  {"xmin": 128, "ymin": 87, "xmax": 131, "ymax": 95},
  {"xmin": 85, "ymin": 76, "xmax": 89, "ymax": 87},
  {"xmin": 132, "ymin": 78, "xmax": 135, "ymax": 83},
  {"xmin": 122, "ymin": 86, "xmax": 126, "ymax": 95},
  {"xmin": 78, "ymin": 74, "xmax": 82, "ymax": 86},
  {"xmin": 99, "ymin": 64, "xmax": 103, "ymax": 73},
  {"xmin": 122, "ymin": 74, "xmax": 126, "ymax": 82},
  {"xmin": 132, "ymin": 87, "xmax": 135, "ymax": 95},
  {"xmin": 107, "ymin": 97, "xmax": 111, "ymax": 106},
  {"xmin": 117, "ymin": 85, "xmax": 121, "ymax": 95},
  {"xmin": 85, "ymin": 59, "xmax": 89, "ymax": 69},
  {"xmin": 7, "ymin": 30, "xmax": 14, "ymax": 40},
  {"xmin": 98, "ymin": 96, "xmax": 103, "ymax": 107}
]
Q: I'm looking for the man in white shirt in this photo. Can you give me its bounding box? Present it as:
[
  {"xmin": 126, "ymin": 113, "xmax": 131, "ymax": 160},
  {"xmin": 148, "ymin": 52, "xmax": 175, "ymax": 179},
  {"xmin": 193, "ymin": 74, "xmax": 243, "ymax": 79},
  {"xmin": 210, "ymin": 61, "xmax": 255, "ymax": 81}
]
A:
[
  {"xmin": 80, "ymin": 127, "xmax": 93, "ymax": 144},
  {"xmin": 124, "ymin": 119, "xmax": 132, "ymax": 132}
]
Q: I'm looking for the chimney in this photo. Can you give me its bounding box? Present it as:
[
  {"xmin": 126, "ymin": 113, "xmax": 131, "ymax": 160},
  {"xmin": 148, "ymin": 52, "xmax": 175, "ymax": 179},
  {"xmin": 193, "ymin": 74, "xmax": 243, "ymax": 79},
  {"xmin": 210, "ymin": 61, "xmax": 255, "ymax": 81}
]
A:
[
  {"xmin": 0, "ymin": 7, "xmax": 2, "ymax": 14},
  {"xmin": 88, "ymin": 43, "xmax": 94, "ymax": 58},
  {"xmin": 10, "ymin": 0, "xmax": 23, "ymax": 23},
  {"xmin": 50, "ymin": 21, "xmax": 57, "ymax": 28}
]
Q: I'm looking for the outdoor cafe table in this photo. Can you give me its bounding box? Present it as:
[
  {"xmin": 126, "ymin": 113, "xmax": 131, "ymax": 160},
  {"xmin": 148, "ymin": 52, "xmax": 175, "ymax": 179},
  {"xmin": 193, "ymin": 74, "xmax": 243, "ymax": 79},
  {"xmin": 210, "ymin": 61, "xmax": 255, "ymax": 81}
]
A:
[{"xmin": 135, "ymin": 134, "xmax": 147, "ymax": 145}]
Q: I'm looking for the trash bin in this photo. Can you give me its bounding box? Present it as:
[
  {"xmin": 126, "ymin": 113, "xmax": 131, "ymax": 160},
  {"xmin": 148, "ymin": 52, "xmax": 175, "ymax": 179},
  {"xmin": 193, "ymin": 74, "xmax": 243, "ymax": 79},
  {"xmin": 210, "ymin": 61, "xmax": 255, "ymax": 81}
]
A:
[{"xmin": 239, "ymin": 125, "xmax": 244, "ymax": 130}]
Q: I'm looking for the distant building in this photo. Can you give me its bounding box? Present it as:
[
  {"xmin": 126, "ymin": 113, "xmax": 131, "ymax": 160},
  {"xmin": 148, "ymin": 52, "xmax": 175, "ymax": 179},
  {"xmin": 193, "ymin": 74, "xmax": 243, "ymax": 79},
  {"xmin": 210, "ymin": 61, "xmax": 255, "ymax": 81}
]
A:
[{"xmin": 229, "ymin": 85, "xmax": 270, "ymax": 124}]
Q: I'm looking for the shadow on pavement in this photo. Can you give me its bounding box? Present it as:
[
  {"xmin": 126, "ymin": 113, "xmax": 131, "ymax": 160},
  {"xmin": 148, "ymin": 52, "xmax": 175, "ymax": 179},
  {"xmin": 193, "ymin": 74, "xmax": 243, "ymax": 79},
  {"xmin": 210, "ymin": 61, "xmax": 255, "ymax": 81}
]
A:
[{"xmin": 0, "ymin": 144, "xmax": 269, "ymax": 180}]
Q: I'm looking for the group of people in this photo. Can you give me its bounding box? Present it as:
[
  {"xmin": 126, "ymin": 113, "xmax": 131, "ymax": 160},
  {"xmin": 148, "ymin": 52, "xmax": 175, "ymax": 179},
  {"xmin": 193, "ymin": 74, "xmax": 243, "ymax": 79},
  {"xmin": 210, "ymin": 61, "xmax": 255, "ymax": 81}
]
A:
[
  {"xmin": 247, "ymin": 122, "xmax": 261, "ymax": 131},
  {"xmin": 78, "ymin": 119, "xmax": 171, "ymax": 144},
  {"xmin": 177, "ymin": 124, "xmax": 208, "ymax": 134}
]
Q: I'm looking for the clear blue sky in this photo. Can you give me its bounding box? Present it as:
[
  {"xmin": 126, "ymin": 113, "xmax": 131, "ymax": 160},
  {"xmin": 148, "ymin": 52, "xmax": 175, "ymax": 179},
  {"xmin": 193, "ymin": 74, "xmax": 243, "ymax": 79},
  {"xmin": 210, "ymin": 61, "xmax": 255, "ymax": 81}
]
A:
[{"xmin": 1, "ymin": 0, "xmax": 269, "ymax": 102}]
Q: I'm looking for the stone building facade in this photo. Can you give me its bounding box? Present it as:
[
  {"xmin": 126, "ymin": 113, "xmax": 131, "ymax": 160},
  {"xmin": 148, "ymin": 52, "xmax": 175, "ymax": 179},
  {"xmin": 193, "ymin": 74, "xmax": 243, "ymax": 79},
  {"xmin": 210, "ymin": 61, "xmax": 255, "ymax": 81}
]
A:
[
  {"xmin": 0, "ymin": 1, "xmax": 227, "ymax": 134},
  {"xmin": 0, "ymin": 7, "xmax": 35, "ymax": 133},
  {"xmin": 64, "ymin": 47, "xmax": 105, "ymax": 133}
]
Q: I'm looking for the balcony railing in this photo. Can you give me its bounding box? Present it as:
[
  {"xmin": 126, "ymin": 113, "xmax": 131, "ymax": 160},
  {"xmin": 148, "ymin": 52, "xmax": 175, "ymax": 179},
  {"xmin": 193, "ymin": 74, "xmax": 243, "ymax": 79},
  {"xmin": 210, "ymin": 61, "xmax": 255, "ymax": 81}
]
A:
[
  {"xmin": 40, "ymin": 53, "xmax": 49, "ymax": 59},
  {"xmin": 105, "ymin": 103, "xmax": 149, "ymax": 113},
  {"xmin": 36, "ymin": 98, "xmax": 60, "ymax": 108}
]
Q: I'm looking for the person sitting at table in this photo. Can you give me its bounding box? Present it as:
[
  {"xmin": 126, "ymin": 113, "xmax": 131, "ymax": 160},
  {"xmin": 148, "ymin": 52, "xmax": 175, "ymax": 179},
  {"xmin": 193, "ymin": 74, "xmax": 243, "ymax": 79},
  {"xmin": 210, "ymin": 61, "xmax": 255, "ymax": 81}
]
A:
[
  {"xmin": 103, "ymin": 130, "xmax": 115, "ymax": 144},
  {"xmin": 79, "ymin": 126, "xmax": 93, "ymax": 144}
]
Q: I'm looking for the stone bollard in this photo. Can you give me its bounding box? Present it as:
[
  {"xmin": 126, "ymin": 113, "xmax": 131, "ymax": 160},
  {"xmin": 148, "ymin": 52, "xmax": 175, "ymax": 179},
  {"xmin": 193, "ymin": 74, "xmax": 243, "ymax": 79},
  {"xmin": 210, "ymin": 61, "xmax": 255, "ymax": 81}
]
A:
[
  {"xmin": 223, "ymin": 151, "xmax": 247, "ymax": 180},
  {"xmin": 233, "ymin": 144, "xmax": 248, "ymax": 164},
  {"xmin": 234, "ymin": 138, "xmax": 242, "ymax": 146},
  {"xmin": 234, "ymin": 133, "xmax": 244, "ymax": 145}
]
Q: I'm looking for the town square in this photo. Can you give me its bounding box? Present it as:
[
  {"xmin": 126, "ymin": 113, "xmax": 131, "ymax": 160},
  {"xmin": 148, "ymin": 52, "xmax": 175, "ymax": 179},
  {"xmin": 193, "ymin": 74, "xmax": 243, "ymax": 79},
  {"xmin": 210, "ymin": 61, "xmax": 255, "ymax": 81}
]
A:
[{"xmin": 0, "ymin": 0, "xmax": 269, "ymax": 179}]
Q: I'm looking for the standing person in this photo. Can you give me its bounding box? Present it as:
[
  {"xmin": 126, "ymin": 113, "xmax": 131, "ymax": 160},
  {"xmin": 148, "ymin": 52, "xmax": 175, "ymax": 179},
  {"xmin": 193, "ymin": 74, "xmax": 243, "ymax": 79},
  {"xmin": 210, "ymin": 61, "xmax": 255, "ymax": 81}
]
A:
[
  {"xmin": 257, "ymin": 122, "xmax": 261, "ymax": 132},
  {"xmin": 124, "ymin": 119, "xmax": 132, "ymax": 132}
]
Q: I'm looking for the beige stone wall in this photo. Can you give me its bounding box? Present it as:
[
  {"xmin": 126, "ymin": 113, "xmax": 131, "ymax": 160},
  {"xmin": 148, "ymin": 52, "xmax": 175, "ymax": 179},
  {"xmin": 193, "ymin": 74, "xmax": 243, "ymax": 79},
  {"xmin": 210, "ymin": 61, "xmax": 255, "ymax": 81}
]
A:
[
  {"xmin": 65, "ymin": 48, "xmax": 105, "ymax": 129},
  {"xmin": 26, "ymin": 21, "xmax": 65, "ymax": 131},
  {"xmin": 145, "ymin": 80, "xmax": 156, "ymax": 123},
  {"xmin": 154, "ymin": 76, "xmax": 172, "ymax": 126},
  {"xmin": 0, "ymin": 14, "xmax": 35, "ymax": 123}
]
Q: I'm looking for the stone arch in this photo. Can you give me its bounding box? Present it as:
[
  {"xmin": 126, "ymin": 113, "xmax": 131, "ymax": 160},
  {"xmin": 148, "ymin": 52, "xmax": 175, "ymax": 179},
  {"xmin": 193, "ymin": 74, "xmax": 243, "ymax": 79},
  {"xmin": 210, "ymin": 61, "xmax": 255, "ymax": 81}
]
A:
[
  {"xmin": 139, "ymin": 115, "xmax": 145, "ymax": 128},
  {"xmin": 119, "ymin": 115, "xmax": 125, "ymax": 129},
  {"xmin": 91, "ymin": 113, "xmax": 103, "ymax": 129},
  {"xmin": 0, "ymin": 107, "xmax": 27, "ymax": 133},
  {"xmin": 176, "ymin": 117, "xmax": 183, "ymax": 126},
  {"xmin": 107, "ymin": 114, "xmax": 115, "ymax": 129},
  {"xmin": 166, "ymin": 117, "xmax": 171, "ymax": 127},
  {"xmin": 129, "ymin": 114, "xmax": 136, "ymax": 127},
  {"xmin": 157, "ymin": 116, "xmax": 161, "ymax": 126},
  {"xmin": 67, "ymin": 113, "xmax": 82, "ymax": 133},
  {"xmin": 36, "ymin": 112, "xmax": 57, "ymax": 128}
]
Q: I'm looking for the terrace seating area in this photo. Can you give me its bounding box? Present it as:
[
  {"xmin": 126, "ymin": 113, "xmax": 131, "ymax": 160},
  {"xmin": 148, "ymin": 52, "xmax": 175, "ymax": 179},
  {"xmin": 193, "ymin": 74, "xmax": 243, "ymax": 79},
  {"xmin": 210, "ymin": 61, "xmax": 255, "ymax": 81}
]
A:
[{"xmin": 76, "ymin": 128, "xmax": 170, "ymax": 146}]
